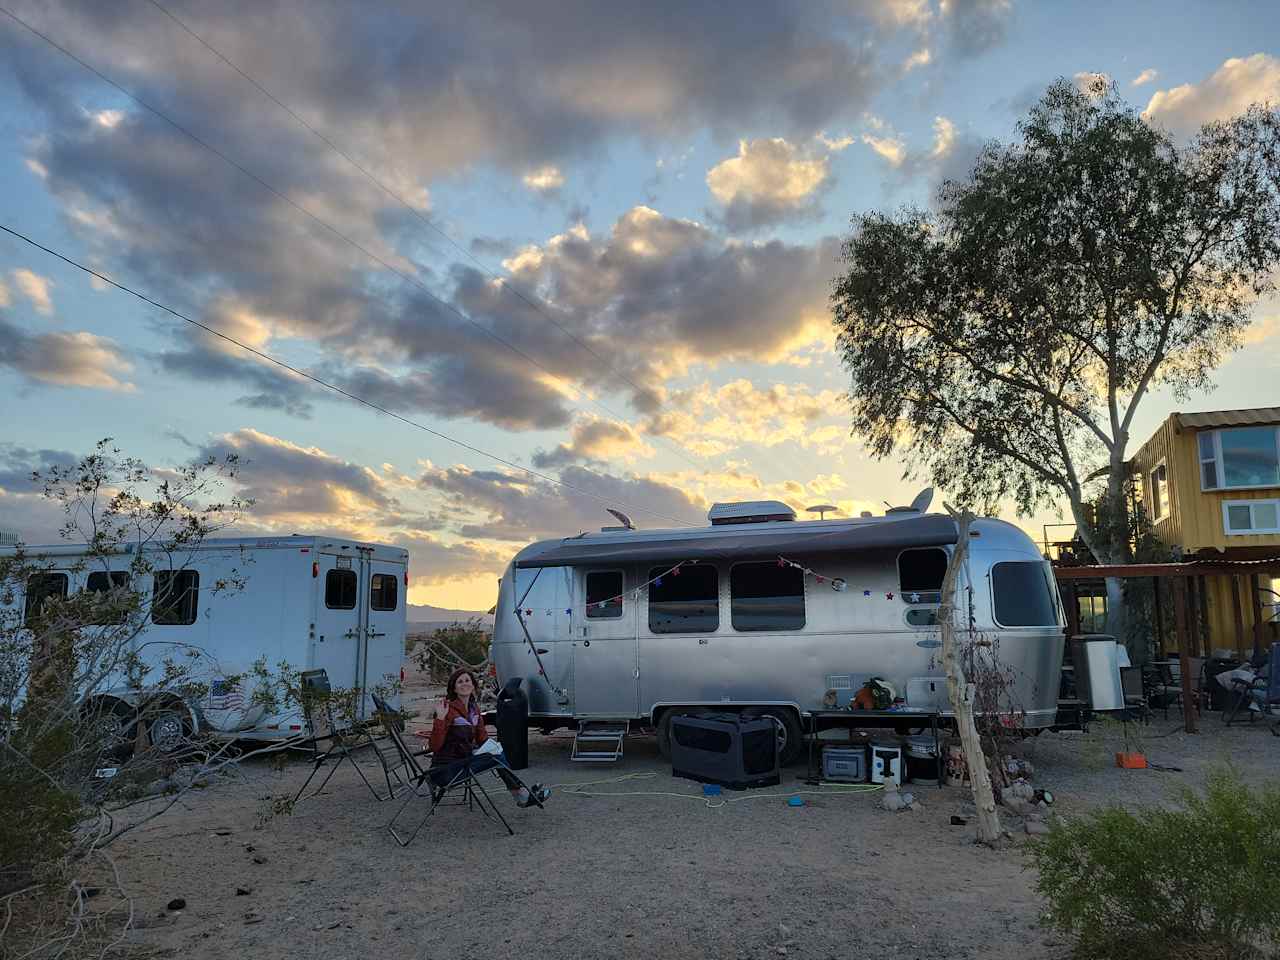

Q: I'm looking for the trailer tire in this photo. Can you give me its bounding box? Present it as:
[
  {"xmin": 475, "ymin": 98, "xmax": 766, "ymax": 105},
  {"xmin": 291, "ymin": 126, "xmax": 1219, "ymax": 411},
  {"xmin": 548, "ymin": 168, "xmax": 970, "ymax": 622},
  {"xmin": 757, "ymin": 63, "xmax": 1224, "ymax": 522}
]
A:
[
  {"xmin": 741, "ymin": 707, "xmax": 803, "ymax": 766},
  {"xmin": 145, "ymin": 707, "xmax": 190, "ymax": 755},
  {"xmin": 655, "ymin": 709, "xmax": 675, "ymax": 760},
  {"xmin": 84, "ymin": 700, "xmax": 138, "ymax": 761}
]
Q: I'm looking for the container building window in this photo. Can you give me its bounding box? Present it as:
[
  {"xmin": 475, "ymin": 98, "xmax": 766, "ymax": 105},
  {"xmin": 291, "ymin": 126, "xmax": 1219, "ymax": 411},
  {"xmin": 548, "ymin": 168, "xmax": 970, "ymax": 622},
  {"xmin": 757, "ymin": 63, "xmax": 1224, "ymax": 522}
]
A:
[
  {"xmin": 24, "ymin": 572, "xmax": 69, "ymax": 623},
  {"xmin": 1223, "ymin": 499, "xmax": 1280, "ymax": 535},
  {"xmin": 648, "ymin": 563, "xmax": 718, "ymax": 633},
  {"xmin": 585, "ymin": 571, "xmax": 624, "ymax": 619},
  {"xmin": 1149, "ymin": 463, "xmax": 1168, "ymax": 520},
  {"xmin": 370, "ymin": 573, "xmax": 398, "ymax": 611},
  {"xmin": 729, "ymin": 561, "xmax": 805, "ymax": 631},
  {"xmin": 152, "ymin": 570, "xmax": 199, "ymax": 625},
  {"xmin": 1199, "ymin": 427, "xmax": 1280, "ymax": 490},
  {"xmin": 898, "ymin": 548, "xmax": 948, "ymax": 604},
  {"xmin": 325, "ymin": 568, "xmax": 357, "ymax": 609},
  {"xmin": 86, "ymin": 571, "xmax": 131, "ymax": 624},
  {"xmin": 991, "ymin": 562, "xmax": 1058, "ymax": 627}
]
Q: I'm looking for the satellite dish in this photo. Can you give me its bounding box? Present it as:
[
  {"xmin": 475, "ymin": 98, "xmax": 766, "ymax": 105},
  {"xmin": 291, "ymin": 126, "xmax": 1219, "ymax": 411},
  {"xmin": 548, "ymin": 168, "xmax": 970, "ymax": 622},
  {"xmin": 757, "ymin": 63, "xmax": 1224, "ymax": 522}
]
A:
[
  {"xmin": 605, "ymin": 508, "xmax": 635, "ymax": 530},
  {"xmin": 909, "ymin": 487, "xmax": 934, "ymax": 513},
  {"xmin": 805, "ymin": 504, "xmax": 839, "ymax": 520}
]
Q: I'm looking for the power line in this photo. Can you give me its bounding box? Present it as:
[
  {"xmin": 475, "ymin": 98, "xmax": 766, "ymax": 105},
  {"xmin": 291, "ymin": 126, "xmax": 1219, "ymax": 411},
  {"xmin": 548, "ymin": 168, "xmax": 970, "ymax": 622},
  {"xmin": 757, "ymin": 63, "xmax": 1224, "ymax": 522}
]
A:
[
  {"xmin": 0, "ymin": 3, "xmax": 707, "ymax": 472},
  {"xmin": 0, "ymin": 221, "xmax": 700, "ymax": 529},
  {"xmin": 142, "ymin": 0, "xmax": 663, "ymax": 410}
]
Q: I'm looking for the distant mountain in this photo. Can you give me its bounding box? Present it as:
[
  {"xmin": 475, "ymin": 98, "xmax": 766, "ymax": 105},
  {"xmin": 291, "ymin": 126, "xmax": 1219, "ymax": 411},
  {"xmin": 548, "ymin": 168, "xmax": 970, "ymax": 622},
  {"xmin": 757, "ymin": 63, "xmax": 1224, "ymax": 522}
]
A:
[{"xmin": 407, "ymin": 603, "xmax": 494, "ymax": 633}]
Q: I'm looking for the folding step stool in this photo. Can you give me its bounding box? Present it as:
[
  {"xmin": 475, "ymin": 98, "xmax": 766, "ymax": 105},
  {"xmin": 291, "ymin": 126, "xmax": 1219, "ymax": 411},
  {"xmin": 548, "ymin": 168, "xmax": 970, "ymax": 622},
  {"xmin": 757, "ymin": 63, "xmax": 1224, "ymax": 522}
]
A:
[{"xmin": 571, "ymin": 720, "xmax": 628, "ymax": 761}]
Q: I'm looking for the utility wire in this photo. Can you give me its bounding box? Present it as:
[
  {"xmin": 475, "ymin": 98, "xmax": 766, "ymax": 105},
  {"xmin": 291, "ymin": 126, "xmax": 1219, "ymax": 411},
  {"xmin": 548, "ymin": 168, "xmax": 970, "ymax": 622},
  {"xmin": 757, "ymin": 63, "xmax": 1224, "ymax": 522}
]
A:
[
  {"xmin": 0, "ymin": 4, "xmax": 707, "ymax": 472},
  {"xmin": 0, "ymin": 221, "xmax": 700, "ymax": 529},
  {"xmin": 142, "ymin": 0, "xmax": 663, "ymax": 410}
]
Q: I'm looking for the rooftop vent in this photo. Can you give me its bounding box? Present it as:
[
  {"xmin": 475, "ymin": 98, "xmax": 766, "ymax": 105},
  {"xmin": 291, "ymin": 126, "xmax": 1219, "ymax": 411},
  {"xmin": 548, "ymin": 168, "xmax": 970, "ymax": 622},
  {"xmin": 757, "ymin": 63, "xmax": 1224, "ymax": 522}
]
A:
[{"xmin": 708, "ymin": 500, "xmax": 796, "ymax": 525}]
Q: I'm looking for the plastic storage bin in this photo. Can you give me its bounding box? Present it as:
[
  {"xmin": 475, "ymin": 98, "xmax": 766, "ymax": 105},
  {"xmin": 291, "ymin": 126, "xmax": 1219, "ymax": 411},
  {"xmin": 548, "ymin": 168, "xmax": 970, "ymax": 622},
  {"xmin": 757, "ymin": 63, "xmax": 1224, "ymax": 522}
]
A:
[{"xmin": 821, "ymin": 745, "xmax": 867, "ymax": 782}]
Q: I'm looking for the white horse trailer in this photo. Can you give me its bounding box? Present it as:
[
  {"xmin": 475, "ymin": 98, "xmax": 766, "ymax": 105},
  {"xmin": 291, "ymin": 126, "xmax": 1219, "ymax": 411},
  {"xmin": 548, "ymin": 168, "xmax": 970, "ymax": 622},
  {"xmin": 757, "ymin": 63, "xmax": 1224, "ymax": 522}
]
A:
[
  {"xmin": 491, "ymin": 501, "xmax": 1066, "ymax": 763},
  {"xmin": 1, "ymin": 535, "xmax": 407, "ymax": 746}
]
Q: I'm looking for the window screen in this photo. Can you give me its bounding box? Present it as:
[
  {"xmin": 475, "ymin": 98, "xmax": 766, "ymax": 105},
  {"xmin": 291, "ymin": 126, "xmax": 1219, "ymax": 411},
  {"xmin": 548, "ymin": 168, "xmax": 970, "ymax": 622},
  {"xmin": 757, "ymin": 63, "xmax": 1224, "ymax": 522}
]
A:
[
  {"xmin": 152, "ymin": 570, "xmax": 199, "ymax": 625},
  {"xmin": 325, "ymin": 569, "xmax": 357, "ymax": 609},
  {"xmin": 370, "ymin": 573, "xmax": 398, "ymax": 611},
  {"xmin": 586, "ymin": 571, "xmax": 623, "ymax": 619},
  {"xmin": 24, "ymin": 572, "xmax": 68, "ymax": 623},
  {"xmin": 898, "ymin": 548, "xmax": 948, "ymax": 604},
  {"xmin": 730, "ymin": 562, "xmax": 804, "ymax": 631},
  {"xmin": 86, "ymin": 571, "xmax": 130, "ymax": 624},
  {"xmin": 991, "ymin": 562, "xmax": 1057, "ymax": 627},
  {"xmin": 648, "ymin": 563, "xmax": 718, "ymax": 633}
]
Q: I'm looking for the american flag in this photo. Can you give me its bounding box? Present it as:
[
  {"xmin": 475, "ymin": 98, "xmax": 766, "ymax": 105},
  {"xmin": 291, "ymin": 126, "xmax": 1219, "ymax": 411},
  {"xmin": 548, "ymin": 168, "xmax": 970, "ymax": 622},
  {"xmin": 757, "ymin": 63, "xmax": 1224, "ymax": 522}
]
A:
[{"xmin": 207, "ymin": 678, "xmax": 244, "ymax": 710}]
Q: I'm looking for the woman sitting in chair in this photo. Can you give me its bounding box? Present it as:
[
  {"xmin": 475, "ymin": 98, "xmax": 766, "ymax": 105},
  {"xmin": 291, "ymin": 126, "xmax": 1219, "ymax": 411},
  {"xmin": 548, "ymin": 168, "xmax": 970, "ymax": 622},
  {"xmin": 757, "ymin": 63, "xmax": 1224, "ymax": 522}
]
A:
[{"xmin": 426, "ymin": 667, "xmax": 550, "ymax": 807}]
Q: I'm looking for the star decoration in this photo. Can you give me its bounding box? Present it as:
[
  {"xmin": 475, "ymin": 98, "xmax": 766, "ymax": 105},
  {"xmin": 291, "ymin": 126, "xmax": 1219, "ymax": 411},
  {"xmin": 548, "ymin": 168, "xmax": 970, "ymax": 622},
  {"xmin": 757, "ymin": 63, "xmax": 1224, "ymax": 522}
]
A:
[
  {"xmin": 886, "ymin": 592, "xmax": 895, "ymax": 600},
  {"xmin": 863, "ymin": 590, "xmax": 872, "ymax": 598},
  {"xmin": 909, "ymin": 592, "xmax": 921, "ymax": 603}
]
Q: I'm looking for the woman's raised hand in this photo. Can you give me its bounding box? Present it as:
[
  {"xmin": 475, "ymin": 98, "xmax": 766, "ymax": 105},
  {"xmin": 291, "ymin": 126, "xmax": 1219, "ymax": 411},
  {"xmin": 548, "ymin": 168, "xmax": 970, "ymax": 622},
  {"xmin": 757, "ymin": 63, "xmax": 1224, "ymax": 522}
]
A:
[{"xmin": 432, "ymin": 697, "xmax": 450, "ymax": 721}]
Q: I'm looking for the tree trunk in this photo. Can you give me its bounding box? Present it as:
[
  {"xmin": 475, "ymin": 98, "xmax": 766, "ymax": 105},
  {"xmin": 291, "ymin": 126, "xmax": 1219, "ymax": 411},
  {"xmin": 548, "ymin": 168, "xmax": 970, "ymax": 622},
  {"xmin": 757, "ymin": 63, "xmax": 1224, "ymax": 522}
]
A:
[{"xmin": 940, "ymin": 506, "xmax": 1002, "ymax": 845}]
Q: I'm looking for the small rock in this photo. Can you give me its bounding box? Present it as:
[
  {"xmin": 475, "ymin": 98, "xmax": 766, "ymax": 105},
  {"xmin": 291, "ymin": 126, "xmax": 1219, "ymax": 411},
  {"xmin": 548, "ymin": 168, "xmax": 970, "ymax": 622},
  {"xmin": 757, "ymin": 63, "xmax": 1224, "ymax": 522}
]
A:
[
  {"xmin": 244, "ymin": 913, "xmax": 264, "ymax": 925},
  {"xmin": 166, "ymin": 898, "xmax": 186, "ymax": 911},
  {"xmin": 776, "ymin": 948, "xmax": 788, "ymax": 956},
  {"xmin": 1025, "ymin": 820, "xmax": 1050, "ymax": 836},
  {"xmin": 950, "ymin": 814, "xmax": 969, "ymax": 826},
  {"xmin": 252, "ymin": 855, "xmax": 267, "ymax": 865},
  {"xmin": 214, "ymin": 829, "xmax": 232, "ymax": 836},
  {"xmin": 236, "ymin": 887, "xmax": 251, "ymax": 896}
]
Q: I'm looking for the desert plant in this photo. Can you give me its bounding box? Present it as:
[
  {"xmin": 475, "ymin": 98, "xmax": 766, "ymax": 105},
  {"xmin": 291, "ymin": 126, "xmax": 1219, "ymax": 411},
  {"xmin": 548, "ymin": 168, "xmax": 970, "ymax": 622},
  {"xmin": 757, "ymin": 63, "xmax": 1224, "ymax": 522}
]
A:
[{"xmin": 1031, "ymin": 769, "xmax": 1280, "ymax": 958}]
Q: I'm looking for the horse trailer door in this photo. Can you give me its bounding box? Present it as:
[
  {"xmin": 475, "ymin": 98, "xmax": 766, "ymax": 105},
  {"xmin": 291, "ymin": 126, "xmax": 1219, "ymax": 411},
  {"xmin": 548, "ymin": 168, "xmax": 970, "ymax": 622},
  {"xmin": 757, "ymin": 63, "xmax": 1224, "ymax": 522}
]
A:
[
  {"xmin": 572, "ymin": 568, "xmax": 638, "ymax": 717},
  {"xmin": 313, "ymin": 552, "xmax": 363, "ymax": 695},
  {"xmin": 364, "ymin": 557, "xmax": 405, "ymax": 715}
]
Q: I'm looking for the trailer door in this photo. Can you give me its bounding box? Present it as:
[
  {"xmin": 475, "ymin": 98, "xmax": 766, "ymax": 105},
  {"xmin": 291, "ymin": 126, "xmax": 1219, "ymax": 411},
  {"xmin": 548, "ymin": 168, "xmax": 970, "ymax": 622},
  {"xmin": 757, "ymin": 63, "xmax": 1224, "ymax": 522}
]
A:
[
  {"xmin": 572, "ymin": 568, "xmax": 638, "ymax": 717},
  {"xmin": 364, "ymin": 556, "xmax": 405, "ymax": 716},
  {"xmin": 312, "ymin": 552, "xmax": 364, "ymax": 697}
]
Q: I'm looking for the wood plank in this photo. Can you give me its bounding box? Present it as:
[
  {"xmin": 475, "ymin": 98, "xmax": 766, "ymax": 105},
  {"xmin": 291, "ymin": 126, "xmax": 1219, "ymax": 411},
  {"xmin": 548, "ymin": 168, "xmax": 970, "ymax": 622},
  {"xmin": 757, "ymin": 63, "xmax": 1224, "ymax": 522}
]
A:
[
  {"xmin": 1231, "ymin": 575, "xmax": 1247, "ymax": 656},
  {"xmin": 1173, "ymin": 577, "xmax": 1197, "ymax": 734}
]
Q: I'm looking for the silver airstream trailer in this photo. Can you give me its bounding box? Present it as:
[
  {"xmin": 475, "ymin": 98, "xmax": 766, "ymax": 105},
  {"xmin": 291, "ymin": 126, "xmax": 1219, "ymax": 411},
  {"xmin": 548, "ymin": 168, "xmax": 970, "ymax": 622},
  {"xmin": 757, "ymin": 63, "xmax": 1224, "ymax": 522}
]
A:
[{"xmin": 491, "ymin": 500, "xmax": 1065, "ymax": 762}]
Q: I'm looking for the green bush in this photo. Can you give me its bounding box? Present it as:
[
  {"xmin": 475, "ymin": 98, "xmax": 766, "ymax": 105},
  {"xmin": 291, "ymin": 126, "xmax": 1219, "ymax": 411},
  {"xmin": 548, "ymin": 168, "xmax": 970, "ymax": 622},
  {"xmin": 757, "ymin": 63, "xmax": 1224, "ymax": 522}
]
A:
[{"xmin": 1030, "ymin": 770, "xmax": 1280, "ymax": 959}]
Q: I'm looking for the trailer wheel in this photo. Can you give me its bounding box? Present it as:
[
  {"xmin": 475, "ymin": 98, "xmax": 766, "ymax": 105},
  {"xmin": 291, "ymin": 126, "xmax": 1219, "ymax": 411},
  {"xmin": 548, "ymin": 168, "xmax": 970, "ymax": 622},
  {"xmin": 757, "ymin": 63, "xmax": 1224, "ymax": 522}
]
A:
[
  {"xmin": 84, "ymin": 700, "xmax": 138, "ymax": 761},
  {"xmin": 655, "ymin": 709, "xmax": 675, "ymax": 760},
  {"xmin": 146, "ymin": 708, "xmax": 190, "ymax": 754},
  {"xmin": 741, "ymin": 707, "xmax": 803, "ymax": 765}
]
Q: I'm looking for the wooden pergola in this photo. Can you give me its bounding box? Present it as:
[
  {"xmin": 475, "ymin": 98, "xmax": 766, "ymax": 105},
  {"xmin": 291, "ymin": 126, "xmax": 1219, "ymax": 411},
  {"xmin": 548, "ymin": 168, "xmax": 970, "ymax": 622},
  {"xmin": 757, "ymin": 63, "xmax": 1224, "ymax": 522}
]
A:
[{"xmin": 1054, "ymin": 559, "xmax": 1280, "ymax": 733}]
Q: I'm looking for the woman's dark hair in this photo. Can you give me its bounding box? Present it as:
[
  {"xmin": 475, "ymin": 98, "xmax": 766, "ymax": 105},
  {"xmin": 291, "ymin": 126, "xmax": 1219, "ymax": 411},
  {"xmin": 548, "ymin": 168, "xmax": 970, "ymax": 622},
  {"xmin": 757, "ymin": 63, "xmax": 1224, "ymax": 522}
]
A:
[{"xmin": 446, "ymin": 667, "xmax": 480, "ymax": 704}]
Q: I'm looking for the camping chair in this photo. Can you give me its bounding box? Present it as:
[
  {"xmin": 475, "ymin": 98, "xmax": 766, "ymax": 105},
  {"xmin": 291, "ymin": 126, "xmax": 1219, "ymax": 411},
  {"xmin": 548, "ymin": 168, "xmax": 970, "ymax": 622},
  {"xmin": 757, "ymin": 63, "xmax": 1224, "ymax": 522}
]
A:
[
  {"xmin": 1222, "ymin": 645, "xmax": 1280, "ymax": 731},
  {"xmin": 385, "ymin": 731, "xmax": 545, "ymax": 847},
  {"xmin": 292, "ymin": 670, "xmax": 408, "ymax": 804},
  {"xmin": 1156, "ymin": 657, "xmax": 1208, "ymax": 720}
]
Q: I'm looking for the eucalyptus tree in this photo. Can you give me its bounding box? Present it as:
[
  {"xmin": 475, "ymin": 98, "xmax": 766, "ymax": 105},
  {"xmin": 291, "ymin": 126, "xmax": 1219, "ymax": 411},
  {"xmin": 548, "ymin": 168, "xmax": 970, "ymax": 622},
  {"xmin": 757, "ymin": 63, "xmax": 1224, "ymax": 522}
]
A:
[{"xmin": 831, "ymin": 78, "xmax": 1280, "ymax": 630}]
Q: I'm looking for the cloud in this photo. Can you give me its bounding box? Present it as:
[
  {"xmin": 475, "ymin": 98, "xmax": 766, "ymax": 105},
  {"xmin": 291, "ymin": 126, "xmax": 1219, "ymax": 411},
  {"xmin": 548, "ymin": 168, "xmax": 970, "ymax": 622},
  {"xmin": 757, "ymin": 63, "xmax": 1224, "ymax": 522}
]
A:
[
  {"xmin": 940, "ymin": 0, "xmax": 1015, "ymax": 59},
  {"xmin": 0, "ymin": 280, "xmax": 9, "ymax": 308},
  {"xmin": 532, "ymin": 417, "xmax": 655, "ymax": 469},
  {"xmin": 815, "ymin": 132, "xmax": 855, "ymax": 152},
  {"xmin": 0, "ymin": 316, "xmax": 134, "ymax": 390},
  {"xmin": 863, "ymin": 115, "xmax": 981, "ymax": 194},
  {"xmin": 643, "ymin": 379, "xmax": 847, "ymax": 456},
  {"xmin": 420, "ymin": 462, "xmax": 706, "ymax": 541},
  {"xmin": 522, "ymin": 165, "xmax": 565, "ymax": 194},
  {"xmin": 1144, "ymin": 54, "xmax": 1280, "ymax": 135},
  {"xmin": 706, "ymin": 137, "xmax": 832, "ymax": 230},
  {"xmin": 903, "ymin": 48, "xmax": 932, "ymax": 72},
  {"xmin": 11, "ymin": 269, "xmax": 53, "ymax": 315},
  {"xmin": 1132, "ymin": 68, "xmax": 1158, "ymax": 87}
]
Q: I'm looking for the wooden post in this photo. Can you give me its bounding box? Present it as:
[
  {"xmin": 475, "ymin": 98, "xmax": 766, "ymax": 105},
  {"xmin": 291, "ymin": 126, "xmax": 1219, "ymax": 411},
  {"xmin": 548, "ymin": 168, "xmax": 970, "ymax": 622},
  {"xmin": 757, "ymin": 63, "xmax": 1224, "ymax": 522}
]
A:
[
  {"xmin": 1197, "ymin": 575, "xmax": 1211, "ymax": 656},
  {"xmin": 1231, "ymin": 575, "xmax": 1247, "ymax": 658},
  {"xmin": 940, "ymin": 507, "xmax": 1001, "ymax": 845},
  {"xmin": 1152, "ymin": 576, "xmax": 1165, "ymax": 656},
  {"xmin": 1173, "ymin": 576, "xmax": 1197, "ymax": 734},
  {"xmin": 1250, "ymin": 575, "xmax": 1265, "ymax": 658},
  {"xmin": 1064, "ymin": 581, "xmax": 1080, "ymax": 638}
]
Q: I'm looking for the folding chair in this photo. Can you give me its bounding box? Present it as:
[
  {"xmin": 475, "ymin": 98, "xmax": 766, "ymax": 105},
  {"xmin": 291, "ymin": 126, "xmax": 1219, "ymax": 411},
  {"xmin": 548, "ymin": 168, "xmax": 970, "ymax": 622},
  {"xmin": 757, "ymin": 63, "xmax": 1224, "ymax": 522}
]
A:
[
  {"xmin": 384, "ymin": 729, "xmax": 544, "ymax": 847},
  {"xmin": 292, "ymin": 670, "xmax": 408, "ymax": 804},
  {"xmin": 1222, "ymin": 646, "xmax": 1279, "ymax": 731}
]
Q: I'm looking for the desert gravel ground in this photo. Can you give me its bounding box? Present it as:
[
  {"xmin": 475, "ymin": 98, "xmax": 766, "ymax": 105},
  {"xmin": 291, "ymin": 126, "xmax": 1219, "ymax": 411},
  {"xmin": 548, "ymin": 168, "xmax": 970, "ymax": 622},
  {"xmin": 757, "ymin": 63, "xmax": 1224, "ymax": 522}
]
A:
[{"xmin": 109, "ymin": 667, "xmax": 1280, "ymax": 960}]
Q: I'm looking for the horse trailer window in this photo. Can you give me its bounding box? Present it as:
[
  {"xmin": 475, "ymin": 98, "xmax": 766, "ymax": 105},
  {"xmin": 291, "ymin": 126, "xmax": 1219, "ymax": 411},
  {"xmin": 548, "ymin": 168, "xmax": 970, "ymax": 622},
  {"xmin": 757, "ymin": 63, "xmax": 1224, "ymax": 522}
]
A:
[
  {"xmin": 730, "ymin": 562, "xmax": 805, "ymax": 631},
  {"xmin": 24, "ymin": 572, "xmax": 68, "ymax": 623},
  {"xmin": 152, "ymin": 570, "xmax": 199, "ymax": 625},
  {"xmin": 586, "ymin": 571, "xmax": 623, "ymax": 619},
  {"xmin": 648, "ymin": 563, "xmax": 718, "ymax": 633},
  {"xmin": 991, "ymin": 562, "xmax": 1057, "ymax": 627},
  {"xmin": 86, "ymin": 571, "xmax": 130, "ymax": 624},
  {"xmin": 898, "ymin": 548, "xmax": 947, "ymax": 604},
  {"xmin": 325, "ymin": 569, "xmax": 357, "ymax": 609},
  {"xmin": 370, "ymin": 573, "xmax": 398, "ymax": 611}
]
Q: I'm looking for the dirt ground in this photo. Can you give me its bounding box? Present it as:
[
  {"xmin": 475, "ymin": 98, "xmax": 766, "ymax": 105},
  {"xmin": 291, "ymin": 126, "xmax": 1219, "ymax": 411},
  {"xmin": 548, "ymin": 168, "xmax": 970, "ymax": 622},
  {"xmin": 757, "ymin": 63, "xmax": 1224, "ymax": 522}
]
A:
[{"xmin": 106, "ymin": 664, "xmax": 1280, "ymax": 960}]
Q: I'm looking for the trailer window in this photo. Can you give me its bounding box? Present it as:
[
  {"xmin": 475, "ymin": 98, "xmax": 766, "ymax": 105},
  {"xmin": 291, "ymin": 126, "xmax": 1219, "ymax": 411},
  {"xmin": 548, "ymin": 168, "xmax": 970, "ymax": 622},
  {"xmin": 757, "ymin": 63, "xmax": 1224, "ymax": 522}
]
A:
[
  {"xmin": 991, "ymin": 562, "xmax": 1057, "ymax": 627},
  {"xmin": 370, "ymin": 573, "xmax": 398, "ymax": 611},
  {"xmin": 648, "ymin": 563, "xmax": 718, "ymax": 633},
  {"xmin": 152, "ymin": 570, "xmax": 199, "ymax": 625},
  {"xmin": 24, "ymin": 572, "xmax": 69, "ymax": 623},
  {"xmin": 898, "ymin": 548, "xmax": 947, "ymax": 604},
  {"xmin": 86, "ymin": 571, "xmax": 131, "ymax": 624},
  {"xmin": 586, "ymin": 571, "xmax": 623, "ymax": 619},
  {"xmin": 325, "ymin": 569, "xmax": 357, "ymax": 609},
  {"xmin": 730, "ymin": 562, "xmax": 804, "ymax": 631}
]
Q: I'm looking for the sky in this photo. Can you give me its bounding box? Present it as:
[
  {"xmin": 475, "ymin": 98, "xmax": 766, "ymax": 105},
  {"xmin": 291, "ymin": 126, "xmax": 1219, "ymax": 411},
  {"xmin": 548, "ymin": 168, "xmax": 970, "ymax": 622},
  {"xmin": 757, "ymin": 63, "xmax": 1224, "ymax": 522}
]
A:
[{"xmin": 1, "ymin": 0, "xmax": 1278, "ymax": 611}]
